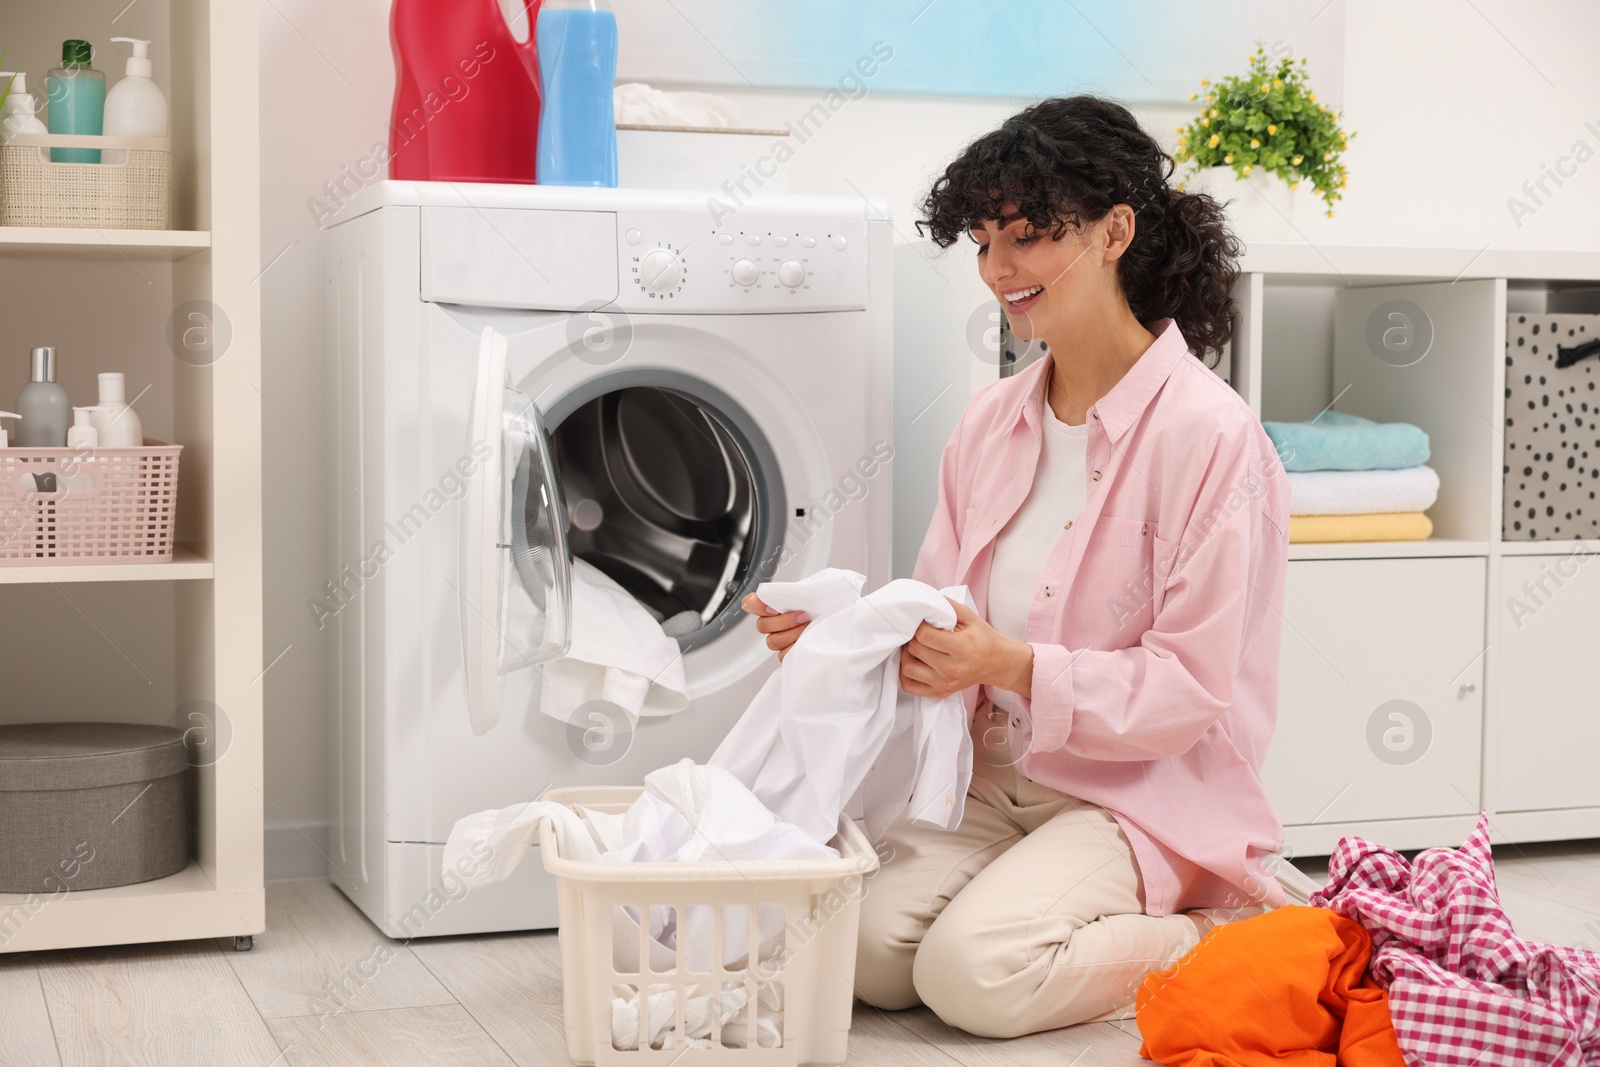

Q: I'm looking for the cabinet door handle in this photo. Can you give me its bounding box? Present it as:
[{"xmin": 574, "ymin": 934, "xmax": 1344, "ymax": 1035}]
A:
[{"xmin": 1459, "ymin": 681, "xmax": 1478, "ymax": 694}]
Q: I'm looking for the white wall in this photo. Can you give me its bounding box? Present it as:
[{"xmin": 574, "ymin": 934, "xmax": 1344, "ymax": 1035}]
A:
[
  {"xmin": 258, "ymin": 0, "xmax": 394, "ymax": 876},
  {"xmin": 258, "ymin": 0, "xmax": 1600, "ymax": 877},
  {"xmin": 1325, "ymin": 0, "xmax": 1600, "ymax": 251}
]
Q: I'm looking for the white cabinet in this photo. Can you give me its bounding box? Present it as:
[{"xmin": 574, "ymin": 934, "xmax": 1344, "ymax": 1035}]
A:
[
  {"xmin": 1496, "ymin": 553, "xmax": 1600, "ymax": 812},
  {"xmin": 1264, "ymin": 557, "xmax": 1485, "ymax": 827}
]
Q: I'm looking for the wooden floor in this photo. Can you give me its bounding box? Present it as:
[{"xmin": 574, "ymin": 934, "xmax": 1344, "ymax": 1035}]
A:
[{"xmin": 4, "ymin": 838, "xmax": 1599, "ymax": 1066}]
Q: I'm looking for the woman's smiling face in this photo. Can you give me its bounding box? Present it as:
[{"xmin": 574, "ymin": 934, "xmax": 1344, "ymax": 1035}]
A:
[{"xmin": 970, "ymin": 206, "xmax": 1116, "ymax": 343}]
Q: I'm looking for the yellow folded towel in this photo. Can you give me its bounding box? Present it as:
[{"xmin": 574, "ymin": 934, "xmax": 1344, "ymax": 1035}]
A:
[{"xmin": 1289, "ymin": 512, "xmax": 1433, "ymax": 544}]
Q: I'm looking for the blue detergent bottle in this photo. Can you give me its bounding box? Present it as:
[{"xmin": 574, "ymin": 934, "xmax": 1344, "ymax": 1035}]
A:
[{"xmin": 536, "ymin": 0, "xmax": 618, "ymax": 187}]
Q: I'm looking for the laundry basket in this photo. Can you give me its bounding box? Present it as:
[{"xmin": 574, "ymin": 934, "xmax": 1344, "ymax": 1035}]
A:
[
  {"xmin": 540, "ymin": 785, "xmax": 880, "ymax": 1066},
  {"xmin": 0, "ymin": 443, "xmax": 182, "ymax": 563}
]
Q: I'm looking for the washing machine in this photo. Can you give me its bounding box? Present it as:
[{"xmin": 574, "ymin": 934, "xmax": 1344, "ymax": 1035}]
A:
[{"xmin": 323, "ymin": 182, "xmax": 893, "ymax": 937}]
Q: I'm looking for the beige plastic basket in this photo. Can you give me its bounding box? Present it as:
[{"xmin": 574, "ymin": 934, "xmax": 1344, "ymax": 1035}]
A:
[
  {"xmin": 0, "ymin": 443, "xmax": 181, "ymax": 564},
  {"xmin": 540, "ymin": 785, "xmax": 880, "ymax": 1066},
  {"xmin": 0, "ymin": 133, "xmax": 171, "ymax": 229}
]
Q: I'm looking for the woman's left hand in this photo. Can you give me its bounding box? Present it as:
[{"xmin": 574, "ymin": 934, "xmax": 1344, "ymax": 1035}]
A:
[{"xmin": 900, "ymin": 598, "xmax": 1034, "ymax": 699}]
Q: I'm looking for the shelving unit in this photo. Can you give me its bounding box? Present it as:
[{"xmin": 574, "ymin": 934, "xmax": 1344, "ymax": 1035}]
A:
[
  {"xmin": 0, "ymin": 545, "xmax": 213, "ymax": 584},
  {"xmin": 1233, "ymin": 240, "xmax": 1600, "ymax": 855},
  {"xmin": 0, "ymin": 227, "xmax": 211, "ymax": 259},
  {"xmin": 0, "ymin": 0, "xmax": 261, "ymax": 954}
]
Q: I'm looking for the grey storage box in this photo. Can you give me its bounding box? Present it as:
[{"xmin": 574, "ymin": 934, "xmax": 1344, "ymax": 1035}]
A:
[
  {"xmin": 0, "ymin": 723, "xmax": 189, "ymax": 893},
  {"xmin": 1504, "ymin": 312, "xmax": 1600, "ymax": 539}
]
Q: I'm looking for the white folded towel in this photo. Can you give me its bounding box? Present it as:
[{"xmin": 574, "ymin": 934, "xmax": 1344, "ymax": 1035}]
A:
[
  {"xmin": 533, "ymin": 558, "xmax": 689, "ymax": 726},
  {"xmin": 1286, "ymin": 465, "xmax": 1440, "ymax": 516}
]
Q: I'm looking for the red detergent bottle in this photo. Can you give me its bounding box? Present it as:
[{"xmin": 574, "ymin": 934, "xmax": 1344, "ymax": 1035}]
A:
[{"xmin": 389, "ymin": 0, "xmax": 543, "ymax": 183}]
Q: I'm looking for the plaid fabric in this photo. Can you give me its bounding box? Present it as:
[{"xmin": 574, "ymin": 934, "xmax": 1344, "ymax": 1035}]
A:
[{"xmin": 1310, "ymin": 814, "xmax": 1600, "ymax": 1066}]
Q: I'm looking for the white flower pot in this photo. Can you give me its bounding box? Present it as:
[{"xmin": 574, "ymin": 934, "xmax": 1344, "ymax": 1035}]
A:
[{"xmin": 1181, "ymin": 165, "xmax": 1298, "ymax": 244}]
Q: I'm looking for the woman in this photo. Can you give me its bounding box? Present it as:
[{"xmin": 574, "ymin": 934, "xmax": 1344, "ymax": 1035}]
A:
[{"xmin": 744, "ymin": 95, "xmax": 1290, "ymax": 1037}]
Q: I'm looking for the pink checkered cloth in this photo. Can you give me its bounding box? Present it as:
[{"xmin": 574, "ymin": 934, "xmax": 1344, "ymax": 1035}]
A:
[{"xmin": 1309, "ymin": 814, "xmax": 1600, "ymax": 1066}]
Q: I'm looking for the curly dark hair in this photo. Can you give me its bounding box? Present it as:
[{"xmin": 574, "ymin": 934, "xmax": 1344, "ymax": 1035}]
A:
[{"xmin": 918, "ymin": 95, "xmax": 1240, "ymax": 363}]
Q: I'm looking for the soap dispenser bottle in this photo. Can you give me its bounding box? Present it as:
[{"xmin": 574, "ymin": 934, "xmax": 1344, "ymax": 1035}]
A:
[
  {"xmin": 68, "ymin": 407, "xmax": 100, "ymax": 449},
  {"xmin": 0, "ymin": 73, "xmax": 48, "ymax": 133},
  {"xmin": 0, "ymin": 413, "xmax": 19, "ymax": 447},
  {"xmin": 91, "ymin": 373, "xmax": 143, "ymax": 447},
  {"xmin": 45, "ymin": 40, "xmax": 106, "ymax": 163},
  {"xmin": 102, "ymin": 38, "xmax": 167, "ymax": 166},
  {"xmin": 16, "ymin": 348, "xmax": 69, "ymax": 447}
]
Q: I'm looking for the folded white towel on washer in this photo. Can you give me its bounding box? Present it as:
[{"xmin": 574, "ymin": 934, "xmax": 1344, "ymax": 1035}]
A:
[
  {"xmin": 527, "ymin": 557, "xmax": 690, "ymax": 726},
  {"xmin": 1286, "ymin": 465, "xmax": 1440, "ymax": 516},
  {"xmin": 711, "ymin": 568, "xmax": 975, "ymax": 843}
]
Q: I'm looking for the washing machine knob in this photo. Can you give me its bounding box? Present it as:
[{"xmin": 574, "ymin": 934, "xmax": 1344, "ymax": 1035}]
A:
[
  {"xmin": 640, "ymin": 248, "xmax": 683, "ymax": 290},
  {"xmin": 778, "ymin": 260, "xmax": 805, "ymax": 288},
  {"xmin": 731, "ymin": 258, "xmax": 760, "ymax": 286}
]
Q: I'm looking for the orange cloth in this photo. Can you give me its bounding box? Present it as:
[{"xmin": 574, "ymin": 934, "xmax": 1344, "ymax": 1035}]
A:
[{"xmin": 1136, "ymin": 905, "xmax": 1406, "ymax": 1067}]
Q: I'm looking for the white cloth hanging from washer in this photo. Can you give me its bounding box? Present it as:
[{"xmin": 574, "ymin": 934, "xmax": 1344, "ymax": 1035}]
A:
[
  {"xmin": 710, "ymin": 568, "xmax": 975, "ymax": 843},
  {"xmin": 506, "ymin": 557, "xmax": 689, "ymax": 726}
]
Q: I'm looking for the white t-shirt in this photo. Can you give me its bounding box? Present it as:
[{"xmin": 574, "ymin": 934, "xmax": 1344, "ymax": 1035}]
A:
[{"xmin": 985, "ymin": 401, "xmax": 1088, "ymax": 712}]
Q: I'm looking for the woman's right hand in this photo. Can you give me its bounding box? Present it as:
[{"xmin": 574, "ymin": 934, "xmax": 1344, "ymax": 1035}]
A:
[{"xmin": 741, "ymin": 593, "xmax": 810, "ymax": 661}]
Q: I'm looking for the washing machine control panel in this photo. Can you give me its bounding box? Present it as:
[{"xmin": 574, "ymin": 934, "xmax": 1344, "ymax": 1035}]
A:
[{"xmin": 616, "ymin": 211, "xmax": 869, "ymax": 313}]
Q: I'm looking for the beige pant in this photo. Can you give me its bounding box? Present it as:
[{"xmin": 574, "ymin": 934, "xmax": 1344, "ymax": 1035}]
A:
[{"xmin": 853, "ymin": 759, "xmax": 1205, "ymax": 1038}]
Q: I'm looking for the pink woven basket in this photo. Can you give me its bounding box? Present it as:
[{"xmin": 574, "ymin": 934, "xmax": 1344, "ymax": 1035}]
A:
[{"xmin": 0, "ymin": 444, "xmax": 182, "ymax": 564}]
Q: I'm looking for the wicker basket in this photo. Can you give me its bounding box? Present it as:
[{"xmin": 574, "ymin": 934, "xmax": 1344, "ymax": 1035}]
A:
[
  {"xmin": 0, "ymin": 133, "xmax": 170, "ymax": 229},
  {"xmin": 0, "ymin": 443, "xmax": 181, "ymax": 564}
]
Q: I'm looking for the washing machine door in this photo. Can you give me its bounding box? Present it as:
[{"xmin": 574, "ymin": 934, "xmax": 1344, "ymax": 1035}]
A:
[{"xmin": 459, "ymin": 326, "xmax": 573, "ymax": 734}]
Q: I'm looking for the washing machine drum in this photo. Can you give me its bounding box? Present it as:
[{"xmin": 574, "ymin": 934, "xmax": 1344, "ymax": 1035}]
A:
[{"xmin": 550, "ymin": 387, "xmax": 770, "ymax": 644}]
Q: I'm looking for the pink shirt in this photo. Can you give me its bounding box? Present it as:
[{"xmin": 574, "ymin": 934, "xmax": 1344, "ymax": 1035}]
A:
[{"xmin": 912, "ymin": 318, "xmax": 1290, "ymax": 916}]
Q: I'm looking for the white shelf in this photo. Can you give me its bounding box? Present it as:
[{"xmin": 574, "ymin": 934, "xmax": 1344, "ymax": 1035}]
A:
[
  {"xmin": 1282, "ymin": 813, "xmax": 1486, "ymax": 858},
  {"xmin": 0, "ymin": 0, "xmax": 264, "ymax": 956},
  {"xmin": 0, "ymin": 861, "xmax": 261, "ymax": 954},
  {"xmin": 1239, "ymin": 253, "xmax": 1600, "ymax": 856},
  {"xmin": 0, "ymin": 545, "xmax": 212, "ymax": 584},
  {"xmin": 1288, "ymin": 538, "xmax": 1489, "ymax": 560},
  {"xmin": 0, "ymin": 227, "xmax": 211, "ymax": 260},
  {"xmin": 1241, "ymin": 241, "xmax": 1600, "ymax": 285},
  {"xmin": 1496, "ymin": 538, "xmax": 1599, "ymax": 556}
]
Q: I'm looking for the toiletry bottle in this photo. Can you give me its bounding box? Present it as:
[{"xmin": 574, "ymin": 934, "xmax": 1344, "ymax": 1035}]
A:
[
  {"xmin": 102, "ymin": 38, "xmax": 167, "ymax": 166},
  {"xmin": 46, "ymin": 40, "xmax": 106, "ymax": 163},
  {"xmin": 0, "ymin": 73, "xmax": 48, "ymax": 133},
  {"xmin": 16, "ymin": 348, "xmax": 69, "ymax": 447},
  {"xmin": 536, "ymin": 0, "xmax": 619, "ymax": 187},
  {"xmin": 0, "ymin": 413, "xmax": 19, "ymax": 447},
  {"xmin": 90, "ymin": 373, "xmax": 143, "ymax": 447},
  {"xmin": 68, "ymin": 407, "xmax": 100, "ymax": 449}
]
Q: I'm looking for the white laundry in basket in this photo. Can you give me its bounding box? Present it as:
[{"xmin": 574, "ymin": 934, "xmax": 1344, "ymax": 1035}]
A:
[
  {"xmin": 443, "ymin": 760, "xmax": 826, "ymax": 1050},
  {"xmin": 612, "ymin": 977, "xmax": 783, "ymax": 1052},
  {"xmin": 711, "ymin": 570, "xmax": 976, "ymax": 843},
  {"xmin": 447, "ymin": 569, "xmax": 975, "ymax": 1053}
]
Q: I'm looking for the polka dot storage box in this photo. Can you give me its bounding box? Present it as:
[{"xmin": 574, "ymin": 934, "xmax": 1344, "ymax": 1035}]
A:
[{"xmin": 1503, "ymin": 313, "xmax": 1600, "ymax": 539}]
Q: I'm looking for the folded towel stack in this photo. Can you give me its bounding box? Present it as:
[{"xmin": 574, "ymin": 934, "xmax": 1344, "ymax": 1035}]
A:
[{"xmin": 1262, "ymin": 412, "xmax": 1438, "ymax": 544}]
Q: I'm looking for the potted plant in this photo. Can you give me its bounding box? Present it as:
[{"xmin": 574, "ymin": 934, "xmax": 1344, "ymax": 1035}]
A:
[{"xmin": 1173, "ymin": 42, "xmax": 1353, "ymax": 241}]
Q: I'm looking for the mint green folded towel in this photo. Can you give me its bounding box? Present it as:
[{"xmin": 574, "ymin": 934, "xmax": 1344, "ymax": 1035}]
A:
[{"xmin": 1262, "ymin": 411, "xmax": 1430, "ymax": 472}]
